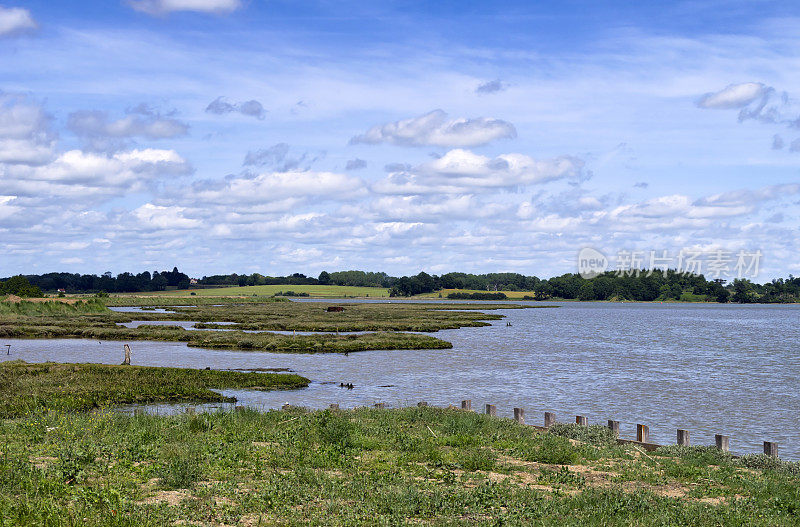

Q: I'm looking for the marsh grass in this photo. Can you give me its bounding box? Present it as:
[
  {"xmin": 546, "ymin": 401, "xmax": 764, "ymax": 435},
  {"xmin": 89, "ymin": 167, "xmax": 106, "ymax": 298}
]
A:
[
  {"xmin": 0, "ymin": 299, "xmax": 525, "ymax": 352},
  {"xmin": 1, "ymin": 407, "xmax": 798, "ymax": 525},
  {"xmin": 0, "ymin": 361, "xmax": 309, "ymax": 417}
]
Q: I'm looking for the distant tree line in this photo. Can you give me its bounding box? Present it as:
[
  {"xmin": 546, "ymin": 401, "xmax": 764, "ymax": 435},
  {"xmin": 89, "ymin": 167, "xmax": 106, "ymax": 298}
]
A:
[
  {"xmin": 3, "ymin": 267, "xmax": 800, "ymax": 303},
  {"xmin": 4, "ymin": 268, "xmax": 191, "ymax": 294}
]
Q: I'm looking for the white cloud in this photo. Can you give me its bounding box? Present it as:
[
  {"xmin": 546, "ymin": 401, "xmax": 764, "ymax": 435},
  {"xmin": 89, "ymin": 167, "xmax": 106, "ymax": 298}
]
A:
[
  {"xmin": 129, "ymin": 0, "xmax": 241, "ymax": 15},
  {"xmin": 350, "ymin": 109, "xmax": 517, "ymax": 148},
  {"xmin": 373, "ymin": 149, "xmax": 584, "ymax": 194},
  {"xmin": 132, "ymin": 203, "xmax": 201, "ymax": 230},
  {"xmin": 696, "ymin": 82, "xmax": 768, "ymax": 109},
  {"xmin": 0, "ymin": 6, "xmax": 36, "ymax": 37},
  {"xmin": 2, "ymin": 148, "xmax": 190, "ymax": 199}
]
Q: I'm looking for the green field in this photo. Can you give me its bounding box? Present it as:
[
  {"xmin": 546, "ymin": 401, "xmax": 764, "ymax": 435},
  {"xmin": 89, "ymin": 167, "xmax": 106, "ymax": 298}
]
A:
[{"xmin": 122, "ymin": 284, "xmax": 390, "ymax": 298}]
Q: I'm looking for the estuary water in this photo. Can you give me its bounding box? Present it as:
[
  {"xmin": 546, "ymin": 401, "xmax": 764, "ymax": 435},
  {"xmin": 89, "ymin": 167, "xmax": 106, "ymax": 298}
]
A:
[{"xmin": 2, "ymin": 301, "xmax": 799, "ymax": 459}]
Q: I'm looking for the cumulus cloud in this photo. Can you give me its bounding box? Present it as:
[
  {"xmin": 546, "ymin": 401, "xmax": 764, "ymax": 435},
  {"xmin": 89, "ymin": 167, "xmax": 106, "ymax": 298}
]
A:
[
  {"xmin": 1, "ymin": 148, "xmax": 191, "ymax": 200},
  {"xmin": 0, "ymin": 6, "xmax": 36, "ymax": 37},
  {"xmin": 696, "ymin": 82, "xmax": 769, "ymax": 110},
  {"xmin": 0, "ymin": 94, "xmax": 55, "ymax": 165},
  {"xmin": 128, "ymin": 0, "xmax": 241, "ymax": 15},
  {"xmin": 475, "ymin": 79, "xmax": 506, "ymax": 95},
  {"xmin": 696, "ymin": 82, "xmax": 800, "ymax": 148},
  {"xmin": 205, "ymin": 96, "xmax": 266, "ymax": 120},
  {"xmin": 350, "ymin": 109, "xmax": 517, "ymax": 148},
  {"xmin": 373, "ymin": 149, "xmax": 584, "ymax": 194},
  {"xmin": 67, "ymin": 109, "xmax": 189, "ymax": 144},
  {"xmin": 345, "ymin": 158, "xmax": 367, "ymax": 171}
]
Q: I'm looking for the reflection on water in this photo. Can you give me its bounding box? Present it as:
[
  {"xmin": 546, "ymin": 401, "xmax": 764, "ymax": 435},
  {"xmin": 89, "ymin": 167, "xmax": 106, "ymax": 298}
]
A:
[{"xmin": 3, "ymin": 301, "xmax": 800, "ymax": 459}]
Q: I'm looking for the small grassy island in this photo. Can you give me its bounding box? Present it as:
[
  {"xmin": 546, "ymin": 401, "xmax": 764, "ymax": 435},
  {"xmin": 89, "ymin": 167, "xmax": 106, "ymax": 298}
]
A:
[{"xmin": 0, "ymin": 361, "xmax": 309, "ymax": 417}]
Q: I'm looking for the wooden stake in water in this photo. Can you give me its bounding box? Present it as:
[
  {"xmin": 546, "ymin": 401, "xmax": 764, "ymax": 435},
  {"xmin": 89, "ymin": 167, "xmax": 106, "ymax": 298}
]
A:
[
  {"xmin": 576, "ymin": 415, "xmax": 588, "ymax": 427},
  {"xmin": 485, "ymin": 404, "xmax": 496, "ymax": 417},
  {"xmin": 544, "ymin": 412, "xmax": 556, "ymax": 428},
  {"xmin": 513, "ymin": 407, "xmax": 525, "ymax": 424},
  {"xmin": 122, "ymin": 344, "xmax": 131, "ymax": 365},
  {"xmin": 4, "ymin": 344, "xmax": 9, "ymax": 355},
  {"xmin": 461, "ymin": 400, "xmax": 472, "ymax": 411},
  {"xmin": 715, "ymin": 434, "xmax": 729, "ymax": 452}
]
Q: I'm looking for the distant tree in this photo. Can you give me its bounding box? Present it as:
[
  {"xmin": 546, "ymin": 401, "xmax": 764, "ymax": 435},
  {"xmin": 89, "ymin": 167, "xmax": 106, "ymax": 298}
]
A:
[
  {"xmin": 318, "ymin": 271, "xmax": 331, "ymax": 285},
  {"xmin": 0, "ymin": 275, "xmax": 43, "ymax": 298},
  {"xmin": 731, "ymin": 279, "xmax": 755, "ymax": 303}
]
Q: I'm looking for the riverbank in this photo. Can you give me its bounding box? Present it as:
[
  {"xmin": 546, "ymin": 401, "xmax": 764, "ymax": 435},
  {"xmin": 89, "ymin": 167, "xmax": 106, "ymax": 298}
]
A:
[{"xmin": 1, "ymin": 404, "xmax": 798, "ymax": 525}]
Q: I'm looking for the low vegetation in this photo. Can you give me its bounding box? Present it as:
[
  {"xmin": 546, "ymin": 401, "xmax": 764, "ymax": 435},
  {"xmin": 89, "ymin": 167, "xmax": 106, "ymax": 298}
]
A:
[
  {"xmin": 1, "ymin": 406, "xmax": 798, "ymax": 525},
  {"xmin": 0, "ymin": 299, "xmax": 529, "ymax": 352},
  {"xmin": 0, "ymin": 361, "xmax": 309, "ymax": 418}
]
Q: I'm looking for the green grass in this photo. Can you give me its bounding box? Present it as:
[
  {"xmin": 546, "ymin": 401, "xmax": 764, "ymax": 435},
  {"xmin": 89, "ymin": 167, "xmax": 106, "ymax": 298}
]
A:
[
  {"xmin": 1, "ymin": 406, "xmax": 798, "ymax": 525},
  {"xmin": 122, "ymin": 284, "xmax": 391, "ymax": 298},
  {"xmin": 0, "ymin": 299, "xmax": 109, "ymax": 315},
  {"xmin": 0, "ymin": 361, "xmax": 309, "ymax": 417}
]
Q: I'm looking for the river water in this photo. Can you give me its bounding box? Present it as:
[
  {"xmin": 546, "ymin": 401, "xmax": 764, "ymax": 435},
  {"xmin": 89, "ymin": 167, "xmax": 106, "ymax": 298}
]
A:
[{"xmin": 2, "ymin": 301, "xmax": 798, "ymax": 459}]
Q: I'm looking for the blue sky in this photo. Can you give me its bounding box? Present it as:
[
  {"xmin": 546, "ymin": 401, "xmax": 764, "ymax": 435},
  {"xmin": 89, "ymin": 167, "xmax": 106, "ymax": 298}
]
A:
[{"xmin": 1, "ymin": 0, "xmax": 799, "ymax": 280}]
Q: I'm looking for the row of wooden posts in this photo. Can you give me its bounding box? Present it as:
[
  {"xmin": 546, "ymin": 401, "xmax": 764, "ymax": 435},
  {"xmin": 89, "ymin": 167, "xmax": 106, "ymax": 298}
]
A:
[{"xmin": 177, "ymin": 399, "xmax": 780, "ymax": 458}]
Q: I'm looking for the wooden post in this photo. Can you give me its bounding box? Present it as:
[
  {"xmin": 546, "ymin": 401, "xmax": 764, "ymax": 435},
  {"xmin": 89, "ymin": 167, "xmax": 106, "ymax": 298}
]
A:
[
  {"xmin": 4, "ymin": 344, "xmax": 9, "ymax": 355},
  {"xmin": 417, "ymin": 401, "xmax": 428, "ymax": 407},
  {"xmin": 374, "ymin": 402, "xmax": 385, "ymax": 409},
  {"xmin": 513, "ymin": 407, "xmax": 525, "ymax": 424},
  {"xmin": 576, "ymin": 415, "xmax": 588, "ymax": 427},
  {"xmin": 715, "ymin": 434, "xmax": 729, "ymax": 452},
  {"xmin": 485, "ymin": 404, "xmax": 496, "ymax": 417},
  {"xmin": 122, "ymin": 344, "xmax": 131, "ymax": 365},
  {"xmin": 544, "ymin": 411, "xmax": 556, "ymax": 428},
  {"xmin": 764, "ymin": 441, "xmax": 779, "ymax": 457},
  {"xmin": 607, "ymin": 420, "xmax": 620, "ymax": 438},
  {"xmin": 636, "ymin": 424, "xmax": 649, "ymax": 443},
  {"xmin": 235, "ymin": 405, "xmax": 245, "ymax": 412},
  {"xmin": 328, "ymin": 404, "xmax": 339, "ymax": 410},
  {"xmin": 461, "ymin": 400, "xmax": 472, "ymax": 411},
  {"xmin": 677, "ymin": 429, "xmax": 690, "ymax": 446}
]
